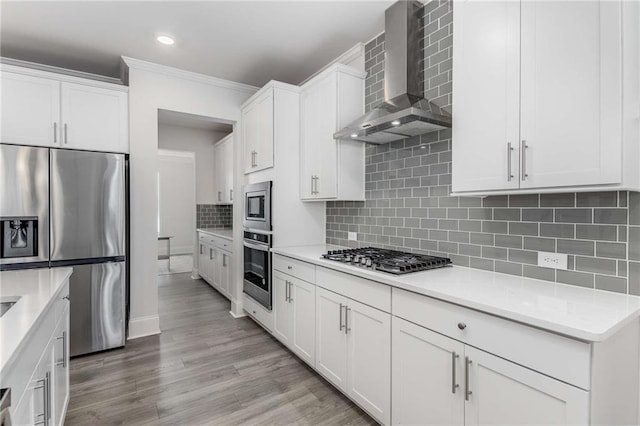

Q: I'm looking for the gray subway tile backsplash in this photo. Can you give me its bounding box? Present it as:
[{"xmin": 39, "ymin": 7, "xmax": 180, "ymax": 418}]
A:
[
  {"xmin": 325, "ymin": 0, "xmax": 637, "ymax": 294},
  {"xmin": 197, "ymin": 204, "xmax": 232, "ymax": 229}
]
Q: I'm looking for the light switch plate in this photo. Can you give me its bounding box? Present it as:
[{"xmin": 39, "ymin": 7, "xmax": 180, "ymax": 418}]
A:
[
  {"xmin": 348, "ymin": 232, "xmax": 357, "ymax": 241},
  {"xmin": 537, "ymin": 251, "xmax": 568, "ymax": 270}
]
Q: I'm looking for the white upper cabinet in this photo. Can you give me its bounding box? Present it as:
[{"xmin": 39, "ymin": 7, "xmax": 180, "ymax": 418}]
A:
[
  {"xmin": 300, "ymin": 64, "xmax": 367, "ymax": 201},
  {"xmin": 60, "ymin": 82, "xmax": 128, "ymax": 153},
  {"xmin": 451, "ymin": 0, "xmax": 520, "ymax": 193},
  {"xmin": 1, "ymin": 72, "xmax": 61, "ymax": 147},
  {"xmin": 214, "ymin": 133, "xmax": 233, "ymax": 204},
  {"xmin": 0, "ymin": 66, "xmax": 129, "ymax": 153},
  {"xmin": 452, "ymin": 0, "xmax": 629, "ymax": 194},
  {"xmin": 242, "ymin": 88, "xmax": 274, "ymax": 174},
  {"xmin": 519, "ymin": 1, "xmax": 621, "ymax": 189}
]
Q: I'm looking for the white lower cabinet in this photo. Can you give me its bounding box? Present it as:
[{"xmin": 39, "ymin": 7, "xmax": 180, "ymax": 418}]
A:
[
  {"xmin": 10, "ymin": 286, "xmax": 70, "ymax": 426},
  {"xmin": 197, "ymin": 232, "xmax": 233, "ymax": 300},
  {"xmin": 392, "ymin": 317, "xmax": 465, "ymax": 426},
  {"xmin": 392, "ymin": 317, "xmax": 589, "ymax": 426},
  {"xmin": 464, "ymin": 346, "xmax": 588, "ymax": 426},
  {"xmin": 315, "ymin": 286, "xmax": 391, "ymax": 425},
  {"xmin": 315, "ymin": 287, "xmax": 348, "ymax": 391},
  {"xmin": 272, "ymin": 270, "xmax": 316, "ymax": 366}
]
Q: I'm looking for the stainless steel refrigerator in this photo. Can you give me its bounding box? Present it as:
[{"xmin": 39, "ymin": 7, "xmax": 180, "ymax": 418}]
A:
[{"xmin": 0, "ymin": 144, "xmax": 128, "ymax": 357}]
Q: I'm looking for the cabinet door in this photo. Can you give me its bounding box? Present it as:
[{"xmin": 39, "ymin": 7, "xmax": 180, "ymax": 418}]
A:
[
  {"xmin": 32, "ymin": 339, "xmax": 54, "ymax": 426},
  {"xmin": 255, "ymin": 90, "xmax": 274, "ymax": 171},
  {"xmin": 198, "ymin": 243, "xmax": 209, "ymax": 280},
  {"xmin": 290, "ymin": 277, "xmax": 315, "ymax": 366},
  {"xmin": 300, "ymin": 73, "xmax": 338, "ymax": 199},
  {"xmin": 242, "ymin": 101, "xmax": 259, "ymax": 173},
  {"xmin": 315, "ymin": 287, "xmax": 348, "ymax": 392},
  {"xmin": 243, "ymin": 90, "xmax": 273, "ymax": 174},
  {"xmin": 214, "ymin": 141, "xmax": 225, "ymax": 204},
  {"xmin": 346, "ymin": 298, "xmax": 391, "ymax": 425},
  {"xmin": 392, "ymin": 317, "xmax": 464, "ymax": 426},
  {"xmin": 273, "ymin": 271, "xmax": 293, "ymax": 345},
  {"xmin": 464, "ymin": 346, "xmax": 589, "ymax": 425},
  {"xmin": 211, "ymin": 247, "xmax": 220, "ymax": 289},
  {"xmin": 451, "ymin": 0, "xmax": 520, "ymax": 193},
  {"xmin": 224, "ymin": 136, "xmax": 234, "ymax": 203},
  {"xmin": 219, "ymin": 250, "xmax": 231, "ymax": 298},
  {"xmin": 0, "ymin": 72, "xmax": 60, "ymax": 147},
  {"xmin": 52, "ymin": 307, "xmax": 70, "ymax": 426},
  {"xmin": 520, "ymin": 1, "xmax": 622, "ymax": 188},
  {"xmin": 61, "ymin": 82, "xmax": 128, "ymax": 153}
]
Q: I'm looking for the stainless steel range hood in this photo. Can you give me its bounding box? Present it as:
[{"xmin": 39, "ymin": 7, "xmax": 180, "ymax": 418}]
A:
[{"xmin": 334, "ymin": 0, "xmax": 451, "ymax": 144}]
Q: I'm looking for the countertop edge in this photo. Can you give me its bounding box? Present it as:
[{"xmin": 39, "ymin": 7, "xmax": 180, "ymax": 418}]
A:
[
  {"xmin": 0, "ymin": 267, "xmax": 73, "ymax": 376},
  {"xmin": 197, "ymin": 228, "xmax": 233, "ymax": 241},
  {"xmin": 271, "ymin": 247, "xmax": 640, "ymax": 343}
]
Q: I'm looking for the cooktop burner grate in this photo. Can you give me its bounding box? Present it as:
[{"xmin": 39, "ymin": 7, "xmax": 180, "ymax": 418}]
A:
[{"xmin": 321, "ymin": 247, "xmax": 452, "ymax": 274}]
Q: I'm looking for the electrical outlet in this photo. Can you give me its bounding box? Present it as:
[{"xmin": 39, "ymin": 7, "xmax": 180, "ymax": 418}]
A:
[
  {"xmin": 537, "ymin": 251, "xmax": 568, "ymax": 270},
  {"xmin": 348, "ymin": 232, "xmax": 357, "ymax": 241}
]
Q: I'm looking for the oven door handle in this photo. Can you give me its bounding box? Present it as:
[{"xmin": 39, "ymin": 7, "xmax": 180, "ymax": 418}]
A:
[{"xmin": 243, "ymin": 240, "xmax": 270, "ymax": 252}]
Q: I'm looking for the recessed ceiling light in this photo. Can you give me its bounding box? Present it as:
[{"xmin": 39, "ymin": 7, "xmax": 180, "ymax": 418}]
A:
[
  {"xmin": 156, "ymin": 35, "xmax": 175, "ymax": 45},
  {"xmin": 391, "ymin": 120, "xmax": 401, "ymax": 126}
]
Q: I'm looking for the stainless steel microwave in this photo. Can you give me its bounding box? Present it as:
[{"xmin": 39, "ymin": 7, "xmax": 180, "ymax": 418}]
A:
[{"xmin": 243, "ymin": 181, "xmax": 271, "ymax": 232}]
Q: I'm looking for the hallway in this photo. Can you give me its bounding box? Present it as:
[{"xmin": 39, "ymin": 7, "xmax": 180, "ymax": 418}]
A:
[{"xmin": 66, "ymin": 273, "xmax": 375, "ymax": 425}]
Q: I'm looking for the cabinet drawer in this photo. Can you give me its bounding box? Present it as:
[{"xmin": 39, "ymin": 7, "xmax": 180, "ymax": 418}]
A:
[
  {"xmin": 243, "ymin": 293, "xmax": 273, "ymax": 333},
  {"xmin": 392, "ymin": 288, "xmax": 591, "ymax": 390},
  {"xmin": 53, "ymin": 280, "xmax": 70, "ymax": 320},
  {"xmin": 213, "ymin": 238, "xmax": 232, "ymax": 252},
  {"xmin": 317, "ymin": 267, "xmax": 391, "ymax": 313},
  {"xmin": 273, "ymin": 254, "xmax": 315, "ymax": 283}
]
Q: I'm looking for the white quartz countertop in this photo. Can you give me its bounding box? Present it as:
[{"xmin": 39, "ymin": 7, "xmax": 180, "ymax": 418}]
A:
[
  {"xmin": 197, "ymin": 228, "xmax": 233, "ymax": 241},
  {"xmin": 0, "ymin": 267, "xmax": 72, "ymax": 374},
  {"xmin": 271, "ymin": 244, "xmax": 640, "ymax": 342}
]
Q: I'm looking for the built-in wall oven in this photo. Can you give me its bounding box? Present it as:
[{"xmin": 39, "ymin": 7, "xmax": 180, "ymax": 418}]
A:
[
  {"xmin": 243, "ymin": 230, "xmax": 271, "ymax": 310},
  {"xmin": 243, "ymin": 181, "xmax": 273, "ymax": 310}
]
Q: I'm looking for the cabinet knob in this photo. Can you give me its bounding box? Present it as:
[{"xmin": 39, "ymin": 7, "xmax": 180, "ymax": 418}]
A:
[
  {"xmin": 63, "ymin": 295, "xmax": 70, "ymax": 301},
  {"xmin": 287, "ymin": 266, "xmax": 292, "ymax": 270},
  {"xmin": 457, "ymin": 322, "xmax": 466, "ymax": 330}
]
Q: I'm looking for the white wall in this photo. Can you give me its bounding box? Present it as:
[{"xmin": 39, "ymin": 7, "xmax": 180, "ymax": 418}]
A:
[
  {"xmin": 158, "ymin": 124, "xmax": 228, "ymax": 204},
  {"xmin": 158, "ymin": 150, "xmax": 195, "ymax": 255},
  {"xmin": 124, "ymin": 57, "xmax": 256, "ymax": 339}
]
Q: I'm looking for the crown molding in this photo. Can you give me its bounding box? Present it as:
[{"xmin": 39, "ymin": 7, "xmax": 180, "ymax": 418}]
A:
[
  {"xmin": 299, "ymin": 42, "xmax": 366, "ymax": 86},
  {"xmin": 0, "ymin": 57, "xmax": 126, "ymax": 88},
  {"xmin": 121, "ymin": 56, "xmax": 258, "ymax": 95}
]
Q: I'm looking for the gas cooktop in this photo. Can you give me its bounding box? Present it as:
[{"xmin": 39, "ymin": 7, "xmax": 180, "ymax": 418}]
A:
[{"xmin": 321, "ymin": 247, "xmax": 452, "ymax": 275}]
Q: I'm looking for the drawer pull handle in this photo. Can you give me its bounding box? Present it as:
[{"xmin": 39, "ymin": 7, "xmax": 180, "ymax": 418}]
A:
[
  {"xmin": 287, "ymin": 266, "xmax": 292, "ymax": 270},
  {"xmin": 457, "ymin": 322, "xmax": 466, "ymax": 330}
]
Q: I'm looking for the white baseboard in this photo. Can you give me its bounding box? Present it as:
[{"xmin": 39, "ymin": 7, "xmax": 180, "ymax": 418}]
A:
[
  {"xmin": 128, "ymin": 315, "xmax": 161, "ymax": 339},
  {"xmin": 230, "ymin": 299, "xmax": 246, "ymax": 318}
]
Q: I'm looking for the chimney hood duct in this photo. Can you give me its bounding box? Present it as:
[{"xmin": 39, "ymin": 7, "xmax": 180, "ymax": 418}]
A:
[{"xmin": 334, "ymin": 0, "xmax": 451, "ymax": 144}]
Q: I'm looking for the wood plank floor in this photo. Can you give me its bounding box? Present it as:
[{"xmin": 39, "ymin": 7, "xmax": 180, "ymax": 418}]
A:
[{"xmin": 66, "ymin": 273, "xmax": 376, "ymax": 425}]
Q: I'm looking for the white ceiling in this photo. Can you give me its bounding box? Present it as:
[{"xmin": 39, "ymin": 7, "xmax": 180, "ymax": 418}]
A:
[
  {"xmin": 1, "ymin": 1, "xmax": 393, "ymax": 87},
  {"xmin": 158, "ymin": 109, "xmax": 234, "ymax": 132}
]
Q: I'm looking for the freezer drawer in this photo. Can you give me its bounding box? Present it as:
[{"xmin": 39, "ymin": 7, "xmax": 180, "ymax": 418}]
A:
[
  {"xmin": 67, "ymin": 261, "xmax": 125, "ymax": 356},
  {"xmin": 50, "ymin": 149, "xmax": 125, "ymax": 261}
]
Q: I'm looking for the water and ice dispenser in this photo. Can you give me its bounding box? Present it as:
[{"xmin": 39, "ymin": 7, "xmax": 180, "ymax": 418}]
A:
[{"xmin": 0, "ymin": 217, "xmax": 38, "ymax": 259}]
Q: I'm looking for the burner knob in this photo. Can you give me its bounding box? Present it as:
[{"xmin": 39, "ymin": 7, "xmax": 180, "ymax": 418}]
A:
[
  {"xmin": 353, "ymin": 255, "xmax": 360, "ymax": 263},
  {"xmin": 365, "ymin": 258, "xmax": 372, "ymax": 267}
]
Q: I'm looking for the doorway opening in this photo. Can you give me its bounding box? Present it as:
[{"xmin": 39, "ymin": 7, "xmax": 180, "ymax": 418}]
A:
[{"xmin": 156, "ymin": 109, "xmax": 233, "ymax": 278}]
